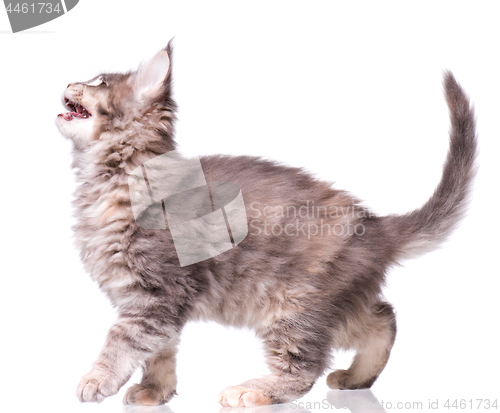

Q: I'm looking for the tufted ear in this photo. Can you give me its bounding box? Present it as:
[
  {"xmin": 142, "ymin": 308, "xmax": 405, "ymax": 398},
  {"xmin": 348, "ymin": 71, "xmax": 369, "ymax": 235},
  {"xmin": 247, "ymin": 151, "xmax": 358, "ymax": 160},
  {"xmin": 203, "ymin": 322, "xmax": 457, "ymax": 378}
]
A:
[{"xmin": 134, "ymin": 46, "xmax": 171, "ymax": 102}]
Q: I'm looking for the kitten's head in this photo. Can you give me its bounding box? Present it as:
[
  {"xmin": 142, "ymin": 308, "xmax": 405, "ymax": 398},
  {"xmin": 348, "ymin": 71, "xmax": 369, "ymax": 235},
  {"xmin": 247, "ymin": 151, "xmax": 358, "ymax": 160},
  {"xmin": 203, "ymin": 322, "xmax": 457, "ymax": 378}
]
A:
[{"xmin": 56, "ymin": 43, "xmax": 176, "ymax": 151}]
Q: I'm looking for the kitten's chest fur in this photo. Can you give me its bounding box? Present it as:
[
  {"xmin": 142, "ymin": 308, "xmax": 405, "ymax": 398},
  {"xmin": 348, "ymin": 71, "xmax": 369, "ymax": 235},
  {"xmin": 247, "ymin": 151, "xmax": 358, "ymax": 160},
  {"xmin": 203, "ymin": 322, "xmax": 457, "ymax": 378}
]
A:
[{"xmin": 73, "ymin": 151, "xmax": 140, "ymax": 300}]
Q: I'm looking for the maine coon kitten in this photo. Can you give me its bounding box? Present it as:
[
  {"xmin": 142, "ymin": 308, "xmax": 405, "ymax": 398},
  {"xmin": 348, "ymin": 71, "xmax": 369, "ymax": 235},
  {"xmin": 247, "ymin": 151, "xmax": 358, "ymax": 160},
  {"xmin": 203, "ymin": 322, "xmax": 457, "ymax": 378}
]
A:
[{"xmin": 56, "ymin": 42, "xmax": 476, "ymax": 407}]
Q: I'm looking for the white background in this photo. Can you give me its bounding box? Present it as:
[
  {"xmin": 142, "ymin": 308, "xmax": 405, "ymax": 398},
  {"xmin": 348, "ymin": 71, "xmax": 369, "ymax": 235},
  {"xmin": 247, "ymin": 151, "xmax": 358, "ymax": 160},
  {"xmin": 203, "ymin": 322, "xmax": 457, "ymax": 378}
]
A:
[{"xmin": 1, "ymin": 1, "xmax": 499, "ymax": 412}]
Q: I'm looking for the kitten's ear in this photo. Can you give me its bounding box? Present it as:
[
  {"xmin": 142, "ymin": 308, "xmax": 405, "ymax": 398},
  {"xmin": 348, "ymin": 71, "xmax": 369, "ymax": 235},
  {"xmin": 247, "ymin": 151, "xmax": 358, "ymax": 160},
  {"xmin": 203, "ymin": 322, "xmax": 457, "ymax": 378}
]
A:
[{"xmin": 134, "ymin": 46, "xmax": 172, "ymax": 102}]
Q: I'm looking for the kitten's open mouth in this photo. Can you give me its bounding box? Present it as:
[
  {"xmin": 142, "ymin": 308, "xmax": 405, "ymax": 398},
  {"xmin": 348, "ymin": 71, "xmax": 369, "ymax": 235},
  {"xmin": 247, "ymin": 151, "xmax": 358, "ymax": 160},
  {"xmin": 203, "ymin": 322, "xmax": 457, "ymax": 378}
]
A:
[{"xmin": 58, "ymin": 98, "xmax": 92, "ymax": 121}]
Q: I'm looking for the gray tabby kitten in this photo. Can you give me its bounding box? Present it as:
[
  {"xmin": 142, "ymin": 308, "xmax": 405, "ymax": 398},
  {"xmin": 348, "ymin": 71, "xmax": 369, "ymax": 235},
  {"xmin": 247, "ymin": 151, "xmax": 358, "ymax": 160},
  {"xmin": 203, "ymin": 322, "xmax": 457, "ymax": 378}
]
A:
[{"xmin": 56, "ymin": 43, "xmax": 476, "ymax": 407}]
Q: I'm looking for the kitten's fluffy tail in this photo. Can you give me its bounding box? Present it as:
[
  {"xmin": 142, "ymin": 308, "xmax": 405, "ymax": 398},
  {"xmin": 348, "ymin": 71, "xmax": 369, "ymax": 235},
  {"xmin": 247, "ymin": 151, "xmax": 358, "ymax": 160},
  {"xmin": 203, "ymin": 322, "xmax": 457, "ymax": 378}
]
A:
[{"xmin": 383, "ymin": 72, "xmax": 477, "ymax": 262}]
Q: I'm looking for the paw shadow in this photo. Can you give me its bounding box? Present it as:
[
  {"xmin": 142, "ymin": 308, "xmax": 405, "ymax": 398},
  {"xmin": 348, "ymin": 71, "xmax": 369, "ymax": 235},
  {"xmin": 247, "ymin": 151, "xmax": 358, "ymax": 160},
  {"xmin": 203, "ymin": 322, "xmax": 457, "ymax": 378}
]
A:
[
  {"xmin": 220, "ymin": 402, "xmax": 310, "ymax": 413},
  {"xmin": 123, "ymin": 405, "xmax": 175, "ymax": 413},
  {"xmin": 327, "ymin": 389, "xmax": 386, "ymax": 413}
]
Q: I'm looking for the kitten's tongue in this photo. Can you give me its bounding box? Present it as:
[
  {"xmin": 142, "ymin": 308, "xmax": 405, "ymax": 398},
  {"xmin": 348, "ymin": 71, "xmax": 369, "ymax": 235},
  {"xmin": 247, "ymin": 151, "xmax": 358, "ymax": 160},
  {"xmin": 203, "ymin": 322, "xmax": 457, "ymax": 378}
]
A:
[{"xmin": 58, "ymin": 112, "xmax": 82, "ymax": 121}]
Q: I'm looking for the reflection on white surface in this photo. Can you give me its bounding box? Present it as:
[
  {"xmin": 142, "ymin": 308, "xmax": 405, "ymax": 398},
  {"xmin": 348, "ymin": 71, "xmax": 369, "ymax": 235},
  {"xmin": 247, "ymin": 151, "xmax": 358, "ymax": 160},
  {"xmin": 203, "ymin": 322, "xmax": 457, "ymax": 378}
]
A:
[
  {"xmin": 121, "ymin": 389, "xmax": 385, "ymax": 413},
  {"xmin": 220, "ymin": 402, "xmax": 310, "ymax": 413},
  {"xmin": 327, "ymin": 389, "xmax": 386, "ymax": 412},
  {"xmin": 123, "ymin": 405, "xmax": 175, "ymax": 413},
  {"xmin": 216, "ymin": 390, "xmax": 384, "ymax": 413}
]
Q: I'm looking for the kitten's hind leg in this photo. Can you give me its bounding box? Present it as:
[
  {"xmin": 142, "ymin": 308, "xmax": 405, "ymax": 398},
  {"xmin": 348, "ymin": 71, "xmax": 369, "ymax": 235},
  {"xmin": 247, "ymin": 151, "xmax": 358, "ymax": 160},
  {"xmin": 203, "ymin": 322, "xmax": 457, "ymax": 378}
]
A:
[
  {"xmin": 124, "ymin": 340, "xmax": 179, "ymax": 406},
  {"xmin": 219, "ymin": 313, "xmax": 333, "ymax": 407},
  {"xmin": 327, "ymin": 302, "xmax": 396, "ymax": 390}
]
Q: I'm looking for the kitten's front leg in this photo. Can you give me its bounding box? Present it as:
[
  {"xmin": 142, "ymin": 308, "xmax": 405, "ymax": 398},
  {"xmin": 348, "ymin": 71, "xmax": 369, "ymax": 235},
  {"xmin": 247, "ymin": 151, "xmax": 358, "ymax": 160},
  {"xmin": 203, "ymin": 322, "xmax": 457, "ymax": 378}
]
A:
[{"xmin": 76, "ymin": 315, "xmax": 177, "ymax": 403}]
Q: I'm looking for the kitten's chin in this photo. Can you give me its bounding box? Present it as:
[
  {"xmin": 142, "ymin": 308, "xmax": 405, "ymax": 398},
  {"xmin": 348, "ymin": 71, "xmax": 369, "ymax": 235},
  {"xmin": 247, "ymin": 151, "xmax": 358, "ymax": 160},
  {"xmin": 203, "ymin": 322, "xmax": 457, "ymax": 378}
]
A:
[{"xmin": 56, "ymin": 115, "xmax": 96, "ymax": 150}]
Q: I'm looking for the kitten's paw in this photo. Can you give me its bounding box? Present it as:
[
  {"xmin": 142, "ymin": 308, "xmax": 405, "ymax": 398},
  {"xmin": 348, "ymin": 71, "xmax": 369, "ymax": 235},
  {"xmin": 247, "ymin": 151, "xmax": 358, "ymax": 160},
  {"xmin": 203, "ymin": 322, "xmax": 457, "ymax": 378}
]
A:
[
  {"xmin": 123, "ymin": 383, "xmax": 176, "ymax": 406},
  {"xmin": 327, "ymin": 369, "xmax": 375, "ymax": 390},
  {"xmin": 76, "ymin": 370, "xmax": 122, "ymax": 403},
  {"xmin": 326, "ymin": 369, "xmax": 350, "ymax": 390},
  {"xmin": 218, "ymin": 385, "xmax": 272, "ymax": 407}
]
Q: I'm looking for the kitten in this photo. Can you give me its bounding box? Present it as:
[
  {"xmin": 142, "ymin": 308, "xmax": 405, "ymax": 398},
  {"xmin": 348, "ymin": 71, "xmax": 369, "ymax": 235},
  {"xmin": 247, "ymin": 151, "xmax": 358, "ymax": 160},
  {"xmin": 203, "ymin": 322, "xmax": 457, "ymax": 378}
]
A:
[{"xmin": 56, "ymin": 42, "xmax": 476, "ymax": 407}]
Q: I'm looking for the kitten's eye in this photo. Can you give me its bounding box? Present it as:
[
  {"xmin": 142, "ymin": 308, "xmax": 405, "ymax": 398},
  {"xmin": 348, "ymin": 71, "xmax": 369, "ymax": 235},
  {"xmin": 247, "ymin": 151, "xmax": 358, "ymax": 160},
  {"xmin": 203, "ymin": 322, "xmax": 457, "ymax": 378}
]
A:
[{"xmin": 87, "ymin": 77, "xmax": 107, "ymax": 87}]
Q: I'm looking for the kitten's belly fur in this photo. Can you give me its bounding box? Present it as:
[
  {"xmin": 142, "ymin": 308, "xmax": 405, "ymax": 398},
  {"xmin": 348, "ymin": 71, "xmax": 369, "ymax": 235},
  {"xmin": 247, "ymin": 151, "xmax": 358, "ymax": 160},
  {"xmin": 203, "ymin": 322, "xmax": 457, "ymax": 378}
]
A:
[{"xmin": 189, "ymin": 273, "xmax": 317, "ymax": 330}]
